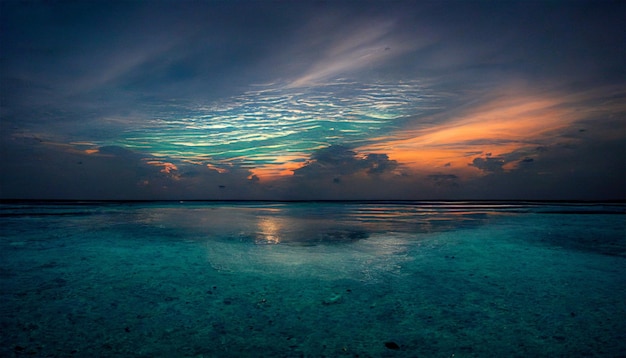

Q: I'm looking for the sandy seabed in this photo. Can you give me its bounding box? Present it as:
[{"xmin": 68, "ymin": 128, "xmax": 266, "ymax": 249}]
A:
[{"xmin": 1, "ymin": 202, "xmax": 624, "ymax": 357}]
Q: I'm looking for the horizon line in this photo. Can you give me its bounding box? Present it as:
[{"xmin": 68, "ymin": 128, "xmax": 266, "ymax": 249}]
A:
[{"xmin": 1, "ymin": 198, "xmax": 625, "ymax": 204}]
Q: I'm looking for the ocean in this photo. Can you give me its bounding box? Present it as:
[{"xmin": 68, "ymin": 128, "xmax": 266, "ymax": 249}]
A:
[{"xmin": 1, "ymin": 201, "xmax": 624, "ymax": 357}]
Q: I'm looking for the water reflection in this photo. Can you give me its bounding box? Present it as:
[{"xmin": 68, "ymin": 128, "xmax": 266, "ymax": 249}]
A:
[
  {"xmin": 244, "ymin": 213, "xmax": 370, "ymax": 245},
  {"xmin": 255, "ymin": 217, "xmax": 282, "ymax": 244},
  {"xmin": 65, "ymin": 202, "xmax": 506, "ymax": 245},
  {"xmin": 224, "ymin": 202, "xmax": 503, "ymax": 245},
  {"xmin": 8, "ymin": 201, "xmax": 620, "ymax": 246}
]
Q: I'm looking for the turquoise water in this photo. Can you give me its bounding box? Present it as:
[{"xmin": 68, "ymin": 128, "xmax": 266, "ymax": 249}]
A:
[{"xmin": 1, "ymin": 201, "xmax": 625, "ymax": 357}]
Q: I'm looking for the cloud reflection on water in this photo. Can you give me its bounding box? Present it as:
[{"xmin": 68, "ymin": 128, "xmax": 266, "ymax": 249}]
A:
[{"xmin": 127, "ymin": 202, "xmax": 500, "ymax": 246}]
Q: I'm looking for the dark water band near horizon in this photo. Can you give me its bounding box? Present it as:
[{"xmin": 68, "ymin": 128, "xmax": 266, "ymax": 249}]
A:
[{"xmin": 1, "ymin": 201, "xmax": 625, "ymax": 357}]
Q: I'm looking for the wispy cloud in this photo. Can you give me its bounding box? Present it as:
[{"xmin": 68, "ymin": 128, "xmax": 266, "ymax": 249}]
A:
[{"xmin": 285, "ymin": 15, "xmax": 423, "ymax": 88}]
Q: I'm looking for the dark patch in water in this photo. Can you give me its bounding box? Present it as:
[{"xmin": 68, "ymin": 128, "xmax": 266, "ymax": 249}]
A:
[
  {"xmin": 319, "ymin": 230, "xmax": 368, "ymax": 243},
  {"xmin": 537, "ymin": 232, "xmax": 626, "ymax": 257},
  {"xmin": 384, "ymin": 341, "xmax": 400, "ymax": 350},
  {"xmin": 244, "ymin": 229, "xmax": 369, "ymax": 245}
]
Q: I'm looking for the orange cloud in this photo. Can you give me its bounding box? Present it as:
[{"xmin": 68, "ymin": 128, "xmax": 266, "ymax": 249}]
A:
[
  {"xmin": 145, "ymin": 160, "xmax": 179, "ymax": 175},
  {"xmin": 247, "ymin": 153, "xmax": 309, "ymax": 181},
  {"xmin": 206, "ymin": 163, "xmax": 229, "ymax": 174},
  {"xmin": 225, "ymin": 86, "xmax": 623, "ymax": 183},
  {"xmin": 357, "ymin": 90, "xmax": 592, "ymax": 178}
]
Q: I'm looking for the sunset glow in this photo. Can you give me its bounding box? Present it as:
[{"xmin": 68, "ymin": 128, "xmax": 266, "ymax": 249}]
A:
[
  {"xmin": 1, "ymin": 1, "xmax": 624, "ymax": 200},
  {"xmin": 358, "ymin": 91, "xmax": 588, "ymax": 178}
]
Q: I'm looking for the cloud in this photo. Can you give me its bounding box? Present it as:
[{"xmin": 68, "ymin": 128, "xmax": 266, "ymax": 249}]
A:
[
  {"xmin": 357, "ymin": 83, "xmax": 625, "ymax": 179},
  {"xmin": 2, "ymin": 2, "xmax": 624, "ymax": 201},
  {"xmin": 272, "ymin": 145, "xmax": 417, "ymax": 200},
  {"xmin": 470, "ymin": 156, "xmax": 505, "ymax": 173},
  {"xmin": 283, "ymin": 12, "xmax": 423, "ymax": 88},
  {"xmin": 456, "ymin": 133, "xmax": 626, "ymax": 200},
  {"xmin": 0, "ymin": 137, "xmax": 266, "ymax": 200},
  {"xmin": 0, "ymin": 138, "xmax": 148, "ymax": 199},
  {"xmin": 293, "ymin": 145, "xmax": 399, "ymax": 180},
  {"xmin": 427, "ymin": 174, "xmax": 459, "ymax": 187},
  {"xmin": 365, "ymin": 153, "xmax": 398, "ymax": 174},
  {"xmin": 287, "ymin": 24, "xmax": 391, "ymax": 86},
  {"xmin": 310, "ymin": 145, "xmax": 358, "ymax": 168}
]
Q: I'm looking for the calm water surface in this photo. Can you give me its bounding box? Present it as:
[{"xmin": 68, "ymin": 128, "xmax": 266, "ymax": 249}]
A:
[{"xmin": 1, "ymin": 201, "xmax": 625, "ymax": 357}]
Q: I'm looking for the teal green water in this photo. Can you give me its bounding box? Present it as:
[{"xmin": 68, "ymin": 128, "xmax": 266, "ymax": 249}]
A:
[{"xmin": 1, "ymin": 202, "xmax": 625, "ymax": 357}]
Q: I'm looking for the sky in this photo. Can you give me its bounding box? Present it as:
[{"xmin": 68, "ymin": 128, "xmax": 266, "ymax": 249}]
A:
[{"xmin": 1, "ymin": 0, "xmax": 624, "ymax": 200}]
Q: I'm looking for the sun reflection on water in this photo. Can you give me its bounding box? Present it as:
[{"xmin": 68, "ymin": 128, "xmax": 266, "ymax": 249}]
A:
[{"xmin": 255, "ymin": 216, "xmax": 283, "ymax": 244}]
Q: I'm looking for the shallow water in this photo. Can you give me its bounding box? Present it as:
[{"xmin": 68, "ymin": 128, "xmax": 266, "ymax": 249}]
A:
[{"xmin": 1, "ymin": 201, "xmax": 625, "ymax": 357}]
